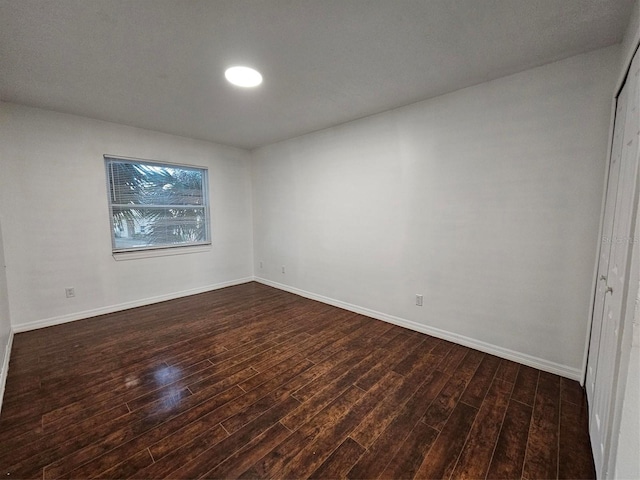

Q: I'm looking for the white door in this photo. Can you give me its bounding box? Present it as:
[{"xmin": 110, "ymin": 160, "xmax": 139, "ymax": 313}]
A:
[
  {"xmin": 586, "ymin": 81, "xmax": 628, "ymax": 404},
  {"xmin": 588, "ymin": 50, "xmax": 640, "ymax": 478}
]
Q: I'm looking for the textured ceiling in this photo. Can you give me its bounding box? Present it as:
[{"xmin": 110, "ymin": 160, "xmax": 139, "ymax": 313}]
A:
[{"xmin": 0, "ymin": 0, "xmax": 634, "ymax": 149}]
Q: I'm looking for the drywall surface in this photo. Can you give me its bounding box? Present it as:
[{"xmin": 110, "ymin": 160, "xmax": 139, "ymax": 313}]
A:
[
  {"xmin": 608, "ymin": 8, "xmax": 640, "ymax": 477},
  {"xmin": 612, "ymin": 233, "xmax": 640, "ymax": 480},
  {"xmin": 614, "ymin": 340, "xmax": 640, "ymax": 479},
  {"xmin": 0, "ymin": 102, "xmax": 254, "ymax": 329},
  {"xmin": 252, "ymin": 46, "xmax": 619, "ymax": 376},
  {"xmin": 620, "ymin": 0, "xmax": 640, "ymax": 88},
  {"xmin": 0, "ymin": 217, "xmax": 12, "ymax": 407}
]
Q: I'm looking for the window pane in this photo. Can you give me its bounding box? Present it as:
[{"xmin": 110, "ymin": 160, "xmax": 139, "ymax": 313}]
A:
[
  {"xmin": 108, "ymin": 161, "xmax": 204, "ymax": 206},
  {"xmin": 106, "ymin": 157, "xmax": 210, "ymax": 252}
]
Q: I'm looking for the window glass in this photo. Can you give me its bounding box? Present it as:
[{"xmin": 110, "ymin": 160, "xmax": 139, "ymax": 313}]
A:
[{"xmin": 105, "ymin": 156, "xmax": 210, "ymax": 252}]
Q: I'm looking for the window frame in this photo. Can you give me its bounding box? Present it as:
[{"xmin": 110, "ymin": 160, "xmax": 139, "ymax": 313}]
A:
[{"xmin": 104, "ymin": 154, "xmax": 212, "ymax": 256}]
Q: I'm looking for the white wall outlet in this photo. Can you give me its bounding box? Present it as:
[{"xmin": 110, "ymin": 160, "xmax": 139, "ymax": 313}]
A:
[
  {"xmin": 416, "ymin": 294, "xmax": 423, "ymax": 306},
  {"xmin": 259, "ymin": 261, "xmax": 263, "ymax": 268},
  {"xmin": 281, "ymin": 265, "xmax": 285, "ymax": 274},
  {"xmin": 65, "ymin": 287, "xmax": 75, "ymax": 298}
]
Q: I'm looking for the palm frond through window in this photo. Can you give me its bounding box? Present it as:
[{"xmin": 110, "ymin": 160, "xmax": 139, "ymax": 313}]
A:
[{"xmin": 105, "ymin": 156, "xmax": 210, "ymax": 252}]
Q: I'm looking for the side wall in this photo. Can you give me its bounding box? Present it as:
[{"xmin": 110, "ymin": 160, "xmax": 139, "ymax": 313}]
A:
[
  {"xmin": 252, "ymin": 46, "xmax": 619, "ymax": 379},
  {"xmin": 0, "ymin": 217, "xmax": 12, "ymax": 412},
  {"xmin": 611, "ymin": 212, "xmax": 640, "ymax": 480},
  {"xmin": 0, "ymin": 102, "xmax": 254, "ymax": 330},
  {"xmin": 620, "ymin": 0, "xmax": 640, "ymax": 89},
  {"xmin": 610, "ymin": 1, "xmax": 640, "ymax": 477}
]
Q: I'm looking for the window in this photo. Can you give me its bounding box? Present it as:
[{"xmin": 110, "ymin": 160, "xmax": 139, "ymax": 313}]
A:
[{"xmin": 105, "ymin": 156, "xmax": 210, "ymax": 253}]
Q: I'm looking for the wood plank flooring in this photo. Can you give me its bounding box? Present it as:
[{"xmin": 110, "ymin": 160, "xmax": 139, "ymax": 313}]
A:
[{"xmin": 0, "ymin": 282, "xmax": 595, "ymax": 479}]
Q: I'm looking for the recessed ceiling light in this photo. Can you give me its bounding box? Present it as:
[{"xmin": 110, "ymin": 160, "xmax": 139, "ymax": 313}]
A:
[{"xmin": 224, "ymin": 66, "xmax": 263, "ymax": 88}]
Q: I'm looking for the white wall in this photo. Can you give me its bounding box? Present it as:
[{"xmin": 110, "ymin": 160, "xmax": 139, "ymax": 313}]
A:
[
  {"xmin": 614, "ymin": 338, "xmax": 640, "ymax": 480},
  {"xmin": 611, "ymin": 219, "xmax": 640, "ymax": 480},
  {"xmin": 620, "ymin": 0, "xmax": 640, "ymax": 89},
  {"xmin": 610, "ymin": 2, "xmax": 640, "ymax": 477},
  {"xmin": 0, "ymin": 216, "xmax": 12, "ymax": 410},
  {"xmin": 252, "ymin": 46, "xmax": 619, "ymax": 378},
  {"xmin": 0, "ymin": 102, "xmax": 254, "ymax": 330}
]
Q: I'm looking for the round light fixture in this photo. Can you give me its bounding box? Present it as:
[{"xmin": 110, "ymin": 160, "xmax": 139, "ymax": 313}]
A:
[{"xmin": 224, "ymin": 66, "xmax": 263, "ymax": 88}]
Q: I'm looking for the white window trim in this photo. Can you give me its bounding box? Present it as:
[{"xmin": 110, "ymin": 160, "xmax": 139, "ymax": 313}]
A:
[
  {"xmin": 105, "ymin": 154, "xmax": 212, "ymax": 257},
  {"xmin": 112, "ymin": 244, "xmax": 212, "ymax": 261}
]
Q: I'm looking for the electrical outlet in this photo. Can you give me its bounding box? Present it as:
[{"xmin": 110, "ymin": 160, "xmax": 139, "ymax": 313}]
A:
[
  {"xmin": 259, "ymin": 261, "xmax": 263, "ymax": 268},
  {"xmin": 65, "ymin": 287, "xmax": 75, "ymax": 298},
  {"xmin": 416, "ymin": 294, "xmax": 423, "ymax": 306},
  {"xmin": 282, "ymin": 266, "xmax": 285, "ymax": 274}
]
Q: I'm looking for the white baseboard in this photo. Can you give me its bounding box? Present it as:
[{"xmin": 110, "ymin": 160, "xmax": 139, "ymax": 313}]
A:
[
  {"xmin": 0, "ymin": 329, "xmax": 14, "ymax": 416},
  {"xmin": 12, "ymin": 277, "xmax": 254, "ymax": 333},
  {"xmin": 8, "ymin": 275, "xmax": 582, "ymax": 381},
  {"xmin": 254, "ymin": 276, "xmax": 582, "ymax": 381}
]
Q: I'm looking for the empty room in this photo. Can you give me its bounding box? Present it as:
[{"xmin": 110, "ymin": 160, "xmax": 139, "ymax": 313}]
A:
[{"xmin": 0, "ymin": 1, "xmax": 639, "ymax": 479}]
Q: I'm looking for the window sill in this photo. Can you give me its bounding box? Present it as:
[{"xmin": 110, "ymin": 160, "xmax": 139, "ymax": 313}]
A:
[{"xmin": 112, "ymin": 244, "xmax": 212, "ymax": 261}]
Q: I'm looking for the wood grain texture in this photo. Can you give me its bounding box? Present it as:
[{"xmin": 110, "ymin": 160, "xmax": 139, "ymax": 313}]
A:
[
  {"xmin": 451, "ymin": 378, "xmax": 513, "ymax": 479},
  {"xmin": 308, "ymin": 436, "xmax": 365, "ymax": 479},
  {"xmin": 523, "ymin": 372, "xmax": 560, "ymax": 480},
  {"xmin": 559, "ymin": 395, "xmax": 596, "ymax": 479},
  {"xmin": 415, "ymin": 401, "xmax": 479, "ymax": 479},
  {"xmin": 0, "ymin": 282, "xmax": 595, "ymax": 479}
]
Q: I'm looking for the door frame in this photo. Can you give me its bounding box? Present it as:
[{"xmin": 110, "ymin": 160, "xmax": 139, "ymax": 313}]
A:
[
  {"xmin": 583, "ymin": 39, "xmax": 640, "ymax": 478},
  {"xmin": 582, "ymin": 41, "xmax": 640, "ymax": 384}
]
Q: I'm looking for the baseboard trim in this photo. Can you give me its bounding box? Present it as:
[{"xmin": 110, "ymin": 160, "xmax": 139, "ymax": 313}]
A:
[
  {"xmin": 254, "ymin": 276, "xmax": 582, "ymax": 381},
  {"xmin": 9, "ymin": 275, "xmax": 582, "ymax": 381},
  {"xmin": 0, "ymin": 329, "xmax": 14, "ymax": 416},
  {"xmin": 12, "ymin": 277, "xmax": 255, "ymax": 333}
]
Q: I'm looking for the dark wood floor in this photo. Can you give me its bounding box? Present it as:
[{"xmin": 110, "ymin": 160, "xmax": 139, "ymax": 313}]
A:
[{"xmin": 0, "ymin": 282, "xmax": 595, "ymax": 479}]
